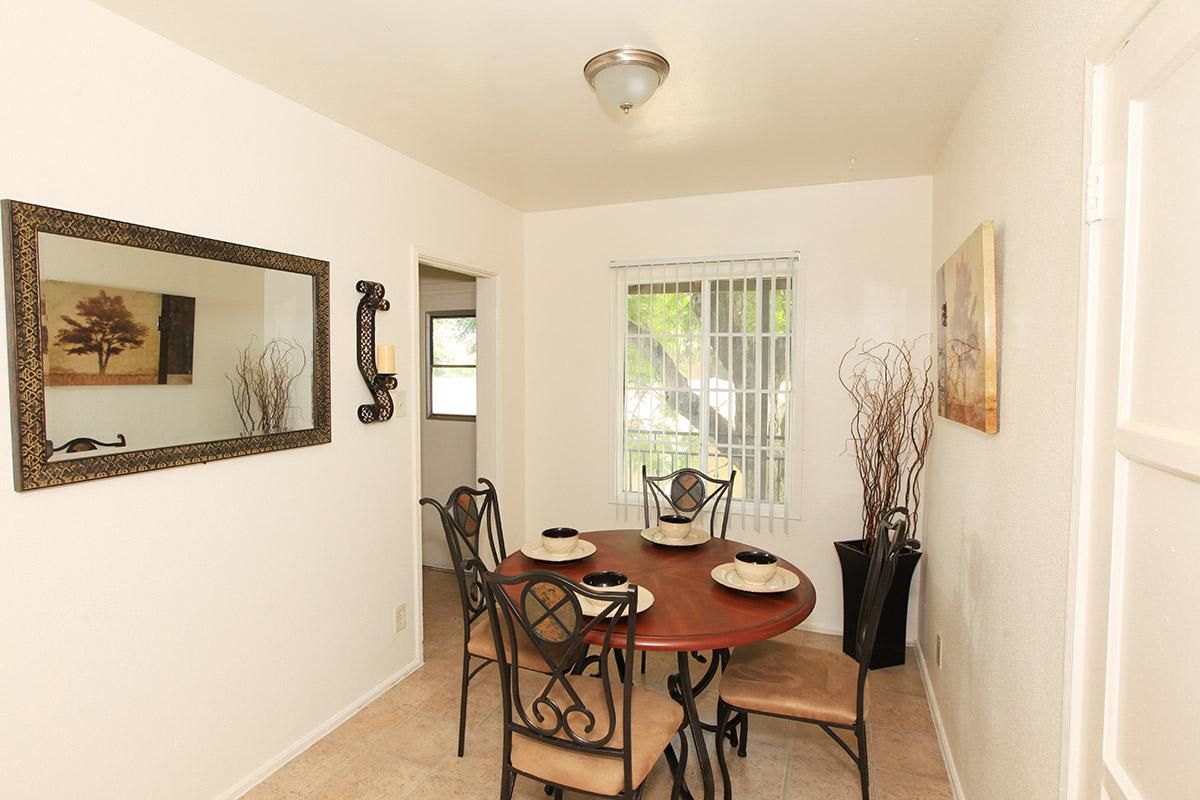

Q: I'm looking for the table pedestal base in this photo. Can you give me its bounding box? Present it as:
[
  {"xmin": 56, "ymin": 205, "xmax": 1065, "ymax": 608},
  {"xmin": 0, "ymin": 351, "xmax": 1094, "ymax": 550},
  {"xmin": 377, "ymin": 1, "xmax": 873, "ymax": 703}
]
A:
[{"xmin": 664, "ymin": 649, "xmax": 746, "ymax": 800}]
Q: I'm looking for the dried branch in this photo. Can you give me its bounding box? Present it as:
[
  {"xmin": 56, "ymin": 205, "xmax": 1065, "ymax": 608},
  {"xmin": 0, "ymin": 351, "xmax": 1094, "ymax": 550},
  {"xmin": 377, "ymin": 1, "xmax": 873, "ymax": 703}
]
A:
[
  {"xmin": 839, "ymin": 338, "xmax": 934, "ymax": 545},
  {"xmin": 226, "ymin": 337, "xmax": 307, "ymax": 436}
]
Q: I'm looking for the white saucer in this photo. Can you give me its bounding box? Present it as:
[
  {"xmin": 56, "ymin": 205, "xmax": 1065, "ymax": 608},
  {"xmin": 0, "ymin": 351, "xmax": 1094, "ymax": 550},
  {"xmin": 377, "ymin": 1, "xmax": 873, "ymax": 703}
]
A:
[
  {"xmin": 520, "ymin": 538, "xmax": 597, "ymax": 563},
  {"xmin": 578, "ymin": 587, "xmax": 656, "ymax": 617},
  {"xmin": 710, "ymin": 563, "xmax": 800, "ymax": 594},
  {"xmin": 640, "ymin": 527, "xmax": 711, "ymax": 547}
]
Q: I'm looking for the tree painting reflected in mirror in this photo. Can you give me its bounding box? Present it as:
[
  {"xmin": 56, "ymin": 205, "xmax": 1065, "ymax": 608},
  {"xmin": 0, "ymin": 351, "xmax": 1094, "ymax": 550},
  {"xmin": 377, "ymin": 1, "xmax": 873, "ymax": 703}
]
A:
[
  {"xmin": 42, "ymin": 279, "xmax": 195, "ymax": 386},
  {"xmin": 622, "ymin": 271, "xmax": 794, "ymax": 506}
]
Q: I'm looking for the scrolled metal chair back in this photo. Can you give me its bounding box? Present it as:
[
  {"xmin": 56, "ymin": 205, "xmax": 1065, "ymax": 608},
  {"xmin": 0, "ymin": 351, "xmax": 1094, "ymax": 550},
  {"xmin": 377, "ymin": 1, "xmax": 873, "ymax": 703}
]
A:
[
  {"xmin": 853, "ymin": 506, "xmax": 914, "ymax": 719},
  {"xmin": 419, "ymin": 478, "xmax": 506, "ymax": 628},
  {"xmin": 483, "ymin": 569, "xmax": 638, "ymax": 789},
  {"xmin": 642, "ymin": 464, "xmax": 737, "ymax": 538}
]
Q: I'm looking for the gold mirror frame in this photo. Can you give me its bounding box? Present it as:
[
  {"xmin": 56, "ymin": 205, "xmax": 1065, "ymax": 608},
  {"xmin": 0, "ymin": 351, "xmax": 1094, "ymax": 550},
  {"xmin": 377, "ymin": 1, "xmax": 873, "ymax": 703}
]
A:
[{"xmin": 3, "ymin": 200, "xmax": 332, "ymax": 491}]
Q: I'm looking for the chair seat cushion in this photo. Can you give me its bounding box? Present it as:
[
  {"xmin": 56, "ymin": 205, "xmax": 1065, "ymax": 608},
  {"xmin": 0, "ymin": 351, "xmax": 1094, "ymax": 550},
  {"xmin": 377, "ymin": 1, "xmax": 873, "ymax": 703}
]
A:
[
  {"xmin": 719, "ymin": 639, "xmax": 865, "ymax": 726},
  {"xmin": 467, "ymin": 616, "xmax": 553, "ymax": 672},
  {"xmin": 510, "ymin": 675, "xmax": 682, "ymax": 796}
]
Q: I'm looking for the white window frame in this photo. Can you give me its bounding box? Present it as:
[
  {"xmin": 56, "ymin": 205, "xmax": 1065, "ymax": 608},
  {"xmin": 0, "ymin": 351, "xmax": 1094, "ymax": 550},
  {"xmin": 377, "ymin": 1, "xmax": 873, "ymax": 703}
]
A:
[
  {"xmin": 609, "ymin": 252, "xmax": 803, "ymax": 528},
  {"xmin": 426, "ymin": 309, "xmax": 478, "ymax": 421}
]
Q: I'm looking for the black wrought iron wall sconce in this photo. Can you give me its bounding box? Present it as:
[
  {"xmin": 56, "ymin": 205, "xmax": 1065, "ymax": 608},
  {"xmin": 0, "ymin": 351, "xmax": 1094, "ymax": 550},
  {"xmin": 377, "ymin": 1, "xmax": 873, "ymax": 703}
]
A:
[{"xmin": 356, "ymin": 280, "xmax": 397, "ymax": 423}]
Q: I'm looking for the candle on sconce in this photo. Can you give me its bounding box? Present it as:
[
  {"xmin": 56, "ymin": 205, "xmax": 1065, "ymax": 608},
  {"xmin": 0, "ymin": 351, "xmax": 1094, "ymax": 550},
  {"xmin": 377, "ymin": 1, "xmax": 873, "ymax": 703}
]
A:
[{"xmin": 376, "ymin": 344, "xmax": 396, "ymax": 375}]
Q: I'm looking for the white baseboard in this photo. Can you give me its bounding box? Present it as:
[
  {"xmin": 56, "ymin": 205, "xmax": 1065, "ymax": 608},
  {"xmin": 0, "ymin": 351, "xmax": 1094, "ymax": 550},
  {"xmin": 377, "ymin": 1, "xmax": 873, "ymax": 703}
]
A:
[
  {"xmin": 798, "ymin": 620, "xmax": 918, "ymax": 647},
  {"xmin": 798, "ymin": 620, "xmax": 844, "ymax": 637},
  {"xmin": 915, "ymin": 643, "xmax": 966, "ymax": 800},
  {"xmin": 214, "ymin": 656, "xmax": 425, "ymax": 800}
]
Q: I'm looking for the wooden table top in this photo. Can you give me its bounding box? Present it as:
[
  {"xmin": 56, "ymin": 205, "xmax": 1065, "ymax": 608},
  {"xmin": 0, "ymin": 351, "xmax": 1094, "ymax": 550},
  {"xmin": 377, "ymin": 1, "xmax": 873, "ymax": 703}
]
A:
[{"xmin": 497, "ymin": 529, "xmax": 817, "ymax": 652}]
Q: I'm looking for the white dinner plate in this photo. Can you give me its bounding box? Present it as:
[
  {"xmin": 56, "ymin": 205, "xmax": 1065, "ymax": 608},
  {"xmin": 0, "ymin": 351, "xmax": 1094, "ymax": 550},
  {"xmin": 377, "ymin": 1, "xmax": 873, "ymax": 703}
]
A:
[
  {"xmin": 639, "ymin": 526, "xmax": 711, "ymax": 547},
  {"xmin": 710, "ymin": 562, "xmax": 800, "ymax": 594},
  {"xmin": 519, "ymin": 538, "xmax": 597, "ymax": 563},
  {"xmin": 578, "ymin": 587, "xmax": 656, "ymax": 617}
]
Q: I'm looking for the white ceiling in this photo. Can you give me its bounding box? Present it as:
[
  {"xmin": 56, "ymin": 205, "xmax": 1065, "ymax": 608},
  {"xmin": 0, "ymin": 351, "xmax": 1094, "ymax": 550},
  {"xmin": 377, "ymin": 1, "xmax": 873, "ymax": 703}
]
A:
[{"xmin": 94, "ymin": 0, "xmax": 1010, "ymax": 211}]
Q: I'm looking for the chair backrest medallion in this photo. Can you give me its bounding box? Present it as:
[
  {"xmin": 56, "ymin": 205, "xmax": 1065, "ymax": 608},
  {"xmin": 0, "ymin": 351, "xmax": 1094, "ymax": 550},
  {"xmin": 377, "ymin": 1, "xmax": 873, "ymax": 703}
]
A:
[{"xmin": 642, "ymin": 464, "xmax": 736, "ymax": 538}]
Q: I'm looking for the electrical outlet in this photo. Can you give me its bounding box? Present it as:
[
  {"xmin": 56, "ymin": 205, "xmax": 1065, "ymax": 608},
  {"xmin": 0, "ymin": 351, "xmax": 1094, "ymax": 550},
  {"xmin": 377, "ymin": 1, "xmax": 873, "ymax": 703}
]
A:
[
  {"xmin": 394, "ymin": 604, "xmax": 407, "ymax": 633},
  {"xmin": 395, "ymin": 390, "xmax": 407, "ymax": 417},
  {"xmin": 936, "ymin": 634, "xmax": 943, "ymax": 668}
]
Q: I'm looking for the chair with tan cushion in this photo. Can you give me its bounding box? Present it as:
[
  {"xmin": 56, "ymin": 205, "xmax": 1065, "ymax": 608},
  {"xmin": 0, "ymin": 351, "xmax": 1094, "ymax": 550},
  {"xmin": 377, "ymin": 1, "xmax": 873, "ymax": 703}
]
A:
[
  {"xmin": 715, "ymin": 507, "xmax": 913, "ymax": 800},
  {"xmin": 421, "ymin": 478, "xmax": 546, "ymax": 758},
  {"xmin": 639, "ymin": 465, "xmax": 743, "ymax": 701},
  {"xmin": 484, "ymin": 569, "xmax": 689, "ymax": 800}
]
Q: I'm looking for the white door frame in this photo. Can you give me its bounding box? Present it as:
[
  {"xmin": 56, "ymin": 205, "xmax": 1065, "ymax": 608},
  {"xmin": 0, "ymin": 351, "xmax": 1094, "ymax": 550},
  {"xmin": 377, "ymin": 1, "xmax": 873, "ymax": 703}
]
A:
[
  {"xmin": 1061, "ymin": 1, "xmax": 1179, "ymax": 796},
  {"xmin": 407, "ymin": 247, "xmax": 502, "ymax": 666}
]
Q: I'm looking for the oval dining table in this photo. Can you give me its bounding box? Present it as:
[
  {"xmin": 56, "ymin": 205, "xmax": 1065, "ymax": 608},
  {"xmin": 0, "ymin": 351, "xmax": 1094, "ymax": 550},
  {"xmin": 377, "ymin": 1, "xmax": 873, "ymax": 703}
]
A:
[{"xmin": 497, "ymin": 529, "xmax": 817, "ymax": 800}]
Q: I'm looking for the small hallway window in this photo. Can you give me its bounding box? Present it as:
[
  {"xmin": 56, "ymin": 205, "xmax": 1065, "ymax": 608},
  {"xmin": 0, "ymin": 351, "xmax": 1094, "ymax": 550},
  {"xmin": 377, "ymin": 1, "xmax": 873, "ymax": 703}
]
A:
[{"xmin": 427, "ymin": 312, "xmax": 477, "ymax": 419}]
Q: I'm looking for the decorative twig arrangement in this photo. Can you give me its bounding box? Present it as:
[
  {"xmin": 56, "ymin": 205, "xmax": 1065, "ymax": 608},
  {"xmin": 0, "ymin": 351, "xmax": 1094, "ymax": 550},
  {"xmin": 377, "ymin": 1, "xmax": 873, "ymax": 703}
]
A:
[
  {"xmin": 839, "ymin": 339, "xmax": 934, "ymax": 546},
  {"xmin": 227, "ymin": 337, "xmax": 308, "ymax": 436}
]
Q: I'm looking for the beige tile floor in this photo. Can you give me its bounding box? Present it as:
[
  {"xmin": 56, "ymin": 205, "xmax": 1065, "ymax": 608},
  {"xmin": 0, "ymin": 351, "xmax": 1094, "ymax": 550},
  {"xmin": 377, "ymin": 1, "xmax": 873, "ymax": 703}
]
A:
[{"xmin": 245, "ymin": 569, "xmax": 952, "ymax": 800}]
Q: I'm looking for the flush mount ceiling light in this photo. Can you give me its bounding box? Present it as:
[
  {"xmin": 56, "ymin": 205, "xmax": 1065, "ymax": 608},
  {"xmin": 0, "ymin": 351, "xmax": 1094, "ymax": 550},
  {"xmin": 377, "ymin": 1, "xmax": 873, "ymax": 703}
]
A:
[{"xmin": 583, "ymin": 48, "xmax": 670, "ymax": 114}]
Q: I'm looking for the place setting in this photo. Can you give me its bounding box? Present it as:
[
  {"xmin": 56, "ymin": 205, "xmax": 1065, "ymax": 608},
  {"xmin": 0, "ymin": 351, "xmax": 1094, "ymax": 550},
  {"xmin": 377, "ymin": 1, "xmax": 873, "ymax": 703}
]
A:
[
  {"xmin": 640, "ymin": 512, "xmax": 711, "ymax": 547},
  {"xmin": 577, "ymin": 570, "xmax": 656, "ymax": 616},
  {"xmin": 519, "ymin": 526, "xmax": 597, "ymax": 562},
  {"xmin": 711, "ymin": 549, "xmax": 801, "ymax": 593}
]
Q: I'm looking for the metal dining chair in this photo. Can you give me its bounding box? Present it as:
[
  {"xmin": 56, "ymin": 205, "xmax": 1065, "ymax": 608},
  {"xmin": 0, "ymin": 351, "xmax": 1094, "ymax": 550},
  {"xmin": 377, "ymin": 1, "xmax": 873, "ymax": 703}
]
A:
[
  {"xmin": 640, "ymin": 465, "xmax": 738, "ymax": 679},
  {"xmin": 642, "ymin": 465, "xmax": 737, "ymax": 539},
  {"xmin": 713, "ymin": 507, "xmax": 914, "ymax": 800},
  {"xmin": 483, "ymin": 568, "xmax": 690, "ymax": 800},
  {"xmin": 420, "ymin": 478, "xmax": 548, "ymax": 757}
]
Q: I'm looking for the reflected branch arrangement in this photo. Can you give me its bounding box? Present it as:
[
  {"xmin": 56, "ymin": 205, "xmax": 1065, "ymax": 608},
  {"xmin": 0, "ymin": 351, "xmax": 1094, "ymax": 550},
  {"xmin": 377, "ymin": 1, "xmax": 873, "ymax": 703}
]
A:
[{"xmin": 227, "ymin": 337, "xmax": 308, "ymax": 436}]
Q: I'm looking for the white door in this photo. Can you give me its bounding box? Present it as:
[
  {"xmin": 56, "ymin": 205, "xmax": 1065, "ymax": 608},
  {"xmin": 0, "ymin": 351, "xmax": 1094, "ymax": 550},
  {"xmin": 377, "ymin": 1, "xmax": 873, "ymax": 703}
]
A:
[{"xmin": 1071, "ymin": 1, "xmax": 1200, "ymax": 797}]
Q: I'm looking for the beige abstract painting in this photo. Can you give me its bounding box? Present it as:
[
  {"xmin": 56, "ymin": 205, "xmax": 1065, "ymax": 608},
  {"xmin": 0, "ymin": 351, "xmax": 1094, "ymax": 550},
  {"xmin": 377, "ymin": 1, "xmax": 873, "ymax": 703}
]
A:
[{"xmin": 936, "ymin": 221, "xmax": 998, "ymax": 433}]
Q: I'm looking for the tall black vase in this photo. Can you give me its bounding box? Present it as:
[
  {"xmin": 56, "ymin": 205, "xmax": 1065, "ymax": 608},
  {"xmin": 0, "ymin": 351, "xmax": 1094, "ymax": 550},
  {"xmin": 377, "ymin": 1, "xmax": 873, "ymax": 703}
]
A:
[{"xmin": 835, "ymin": 539, "xmax": 922, "ymax": 669}]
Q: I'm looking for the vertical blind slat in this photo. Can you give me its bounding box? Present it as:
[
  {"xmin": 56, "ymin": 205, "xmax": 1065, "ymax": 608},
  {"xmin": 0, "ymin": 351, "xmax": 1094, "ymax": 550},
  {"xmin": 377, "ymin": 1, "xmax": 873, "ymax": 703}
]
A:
[{"xmin": 616, "ymin": 254, "xmax": 797, "ymax": 533}]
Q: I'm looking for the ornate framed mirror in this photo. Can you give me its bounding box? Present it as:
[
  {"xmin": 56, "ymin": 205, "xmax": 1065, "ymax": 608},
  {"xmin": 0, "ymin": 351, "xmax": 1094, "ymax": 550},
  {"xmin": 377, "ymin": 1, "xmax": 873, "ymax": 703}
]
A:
[{"xmin": 4, "ymin": 201, "xmax": 331, "ymax": 490}]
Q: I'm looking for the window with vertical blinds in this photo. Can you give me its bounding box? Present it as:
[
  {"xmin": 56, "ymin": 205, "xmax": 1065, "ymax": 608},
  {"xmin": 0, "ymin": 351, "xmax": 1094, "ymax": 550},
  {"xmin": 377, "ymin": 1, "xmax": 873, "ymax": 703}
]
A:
[{"xmin": 612, "ymin": 253, "xmax": 799, "ymax": 530}]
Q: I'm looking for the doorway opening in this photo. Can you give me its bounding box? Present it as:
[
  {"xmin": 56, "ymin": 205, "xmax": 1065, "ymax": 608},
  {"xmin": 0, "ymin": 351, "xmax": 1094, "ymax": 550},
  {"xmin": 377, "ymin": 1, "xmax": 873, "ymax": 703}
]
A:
[{"xmin": 417, "ymin": 263, "xmax": 478, "ymax": 572}]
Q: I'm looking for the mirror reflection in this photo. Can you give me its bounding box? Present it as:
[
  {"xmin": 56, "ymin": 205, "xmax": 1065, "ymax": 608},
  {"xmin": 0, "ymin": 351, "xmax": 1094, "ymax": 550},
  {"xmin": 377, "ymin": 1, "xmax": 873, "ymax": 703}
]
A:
[{"xmin": 38, "ymin": 232, "xmax": 315, "ymax": 461}]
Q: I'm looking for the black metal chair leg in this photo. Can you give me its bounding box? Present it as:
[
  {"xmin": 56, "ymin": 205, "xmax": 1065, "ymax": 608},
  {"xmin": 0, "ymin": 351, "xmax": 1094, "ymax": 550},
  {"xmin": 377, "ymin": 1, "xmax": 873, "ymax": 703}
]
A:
[
  {"xmin": 500, "ymin": 767, "xmax": 517, "ymax": 800},
  {"xmin": 715, "ymin": 700, "xmax": 734, "ymax": 800},
  {"xmin": 737, "ymin": 712, "xmax": 748, "ymax": 758},
  {"xmin": 614, "ymin": 648, "xmax": 627, "ymax": 682},
  {"xmin": 855, "ymin": 723, "xmax": 870, "ymax": 800},
  {"xmin": 641, "ymin": 650, "xmax": 647, "ymax": 674},
  {"xmin": 457, "ymin": 651, "xmax": 471, "ymax": 757},
  {"xmin": 670, "ymin": 729, "xmax": 690, "ymax": 800},
  {"xmin": 553, "ymin": 789, "xmax": 564, "ymax": 800},
  {"xmin": 663, "ymin": 741, "xmax": 694, "ymax": 800}
]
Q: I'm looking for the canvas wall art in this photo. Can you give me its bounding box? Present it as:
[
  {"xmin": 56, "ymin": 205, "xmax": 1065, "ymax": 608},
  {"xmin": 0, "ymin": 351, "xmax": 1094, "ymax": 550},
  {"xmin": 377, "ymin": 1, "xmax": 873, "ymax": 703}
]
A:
[
  {"xmin": 936, "ymin": 220, "xmax": 998, "ymax": 433},
  {"xmin": 41, "ymin": 279, "xmax": 195, "ymax": 386}
]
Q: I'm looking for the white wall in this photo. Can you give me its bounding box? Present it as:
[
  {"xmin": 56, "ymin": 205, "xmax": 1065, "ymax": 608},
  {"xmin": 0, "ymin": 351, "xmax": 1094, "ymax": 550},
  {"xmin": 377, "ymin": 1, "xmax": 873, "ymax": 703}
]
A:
[
  {"xmin": 920, "ymin": 0, "xmax": 1127, "ymax": 797},
  {"xmin": 0, "ymin": 2, "xmax": 523, "ymax": 799},
  {"xmin": 523, "ymin": 177, "xmax": 931, "ymax": 635},
  {"xmin": 418, "ymin": 267, "xmax": 476, "ymax": 569}
]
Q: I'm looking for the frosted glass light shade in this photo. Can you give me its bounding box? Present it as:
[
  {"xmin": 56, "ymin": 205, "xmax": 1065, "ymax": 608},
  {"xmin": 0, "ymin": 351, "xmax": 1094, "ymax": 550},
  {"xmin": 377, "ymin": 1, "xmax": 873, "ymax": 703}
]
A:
[
  {"xmin": 592, "ymin": 63, "xmax": 662, "ymax": 112},
  {"xmin": 584, "ymin": 49, "xmax": 669, "ymax": 114}
]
